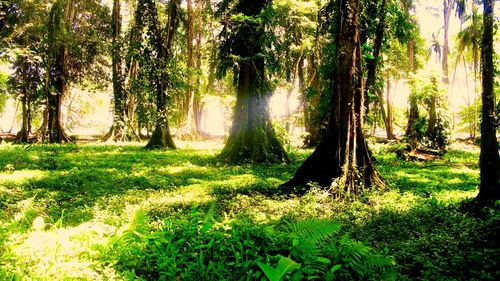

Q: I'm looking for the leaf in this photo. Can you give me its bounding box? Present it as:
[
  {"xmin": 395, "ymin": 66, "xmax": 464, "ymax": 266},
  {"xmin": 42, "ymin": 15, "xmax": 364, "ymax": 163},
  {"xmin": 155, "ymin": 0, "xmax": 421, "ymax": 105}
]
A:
[
  {"xmin": 276, "ymin": 257, "xmax": 301, "ymax": 276},
  {"xmin": 258, "ymin": 262, "xmax": 280, "ymax": 281},
  {"xmin": 330, "ymin": 264, "xmax": 342, "ymax": 273},
  {"xmin": 258, "ymin": 257, "xmax": 300, "ymax": 281}
]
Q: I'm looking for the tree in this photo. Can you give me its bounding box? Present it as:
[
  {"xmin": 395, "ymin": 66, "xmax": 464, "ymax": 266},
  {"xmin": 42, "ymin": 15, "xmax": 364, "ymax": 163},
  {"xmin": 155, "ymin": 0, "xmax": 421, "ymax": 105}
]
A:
[
  {"xmin": 144, "ymin": 0, "xmax": 179, "ymax": 149},
  {"xmin": 0, "ymin": 0, "xmax": 47, "ymax": 142},
  {"xmin": 477, "ymin": 0, "xmax": 499, "ymax": 204},
  {"xmin": 362, "ymin": 0, "xmax": 388, "ymax": 118},
  {"xmin": 8, "ymin": 52, "xmax": 44, "ymax": 143},
  {"xmin": 103, "ymin": 0, "xmax": 140, "ymax": 142},
  {"xmin": 282, "ymin": 0, "xmax": 382, "ymax": 197},
  {"xmin": 43, "ymin": 0, "xmax": 111, "ymax": 143},
  {"xmin": 177, "ymin": 0, "xmax": 200, "ymax": 140},
  {"xmin": 217, "ymin": 0, "xmax": 288, "ymax": 163}
]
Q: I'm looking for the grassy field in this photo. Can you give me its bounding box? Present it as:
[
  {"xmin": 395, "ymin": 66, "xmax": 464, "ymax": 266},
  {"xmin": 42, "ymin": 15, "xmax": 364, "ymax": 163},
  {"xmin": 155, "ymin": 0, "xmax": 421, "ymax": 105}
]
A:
[{"xmin": 0, "ymin": 140, "xmax": 498, "ymax": 280}]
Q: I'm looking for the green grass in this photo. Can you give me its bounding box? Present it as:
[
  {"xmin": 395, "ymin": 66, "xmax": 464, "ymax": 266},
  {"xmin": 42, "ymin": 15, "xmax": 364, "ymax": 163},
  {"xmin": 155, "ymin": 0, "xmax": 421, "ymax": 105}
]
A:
[{"xmin": 0, "ymin": 141, "xmax": 498, "ymax": 280}]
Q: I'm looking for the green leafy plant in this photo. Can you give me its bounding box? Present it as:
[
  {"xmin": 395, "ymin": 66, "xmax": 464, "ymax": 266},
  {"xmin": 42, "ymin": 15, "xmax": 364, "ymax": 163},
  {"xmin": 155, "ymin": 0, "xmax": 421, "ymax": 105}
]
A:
[
  {"xmin": 258, "ymin": 257, "xmax": 300, "ymax": 281},
  {"xmin": 258, "ymin": 219, "xmax": 395, "ymax": 281}
]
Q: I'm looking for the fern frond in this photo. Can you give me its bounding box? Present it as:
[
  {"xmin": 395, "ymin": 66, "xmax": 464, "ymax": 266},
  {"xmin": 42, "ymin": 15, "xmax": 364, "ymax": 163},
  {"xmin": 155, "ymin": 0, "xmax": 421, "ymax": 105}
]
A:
[{"xmin": 290, "ymin": 219, "xmax": 341, "ymax": 244}]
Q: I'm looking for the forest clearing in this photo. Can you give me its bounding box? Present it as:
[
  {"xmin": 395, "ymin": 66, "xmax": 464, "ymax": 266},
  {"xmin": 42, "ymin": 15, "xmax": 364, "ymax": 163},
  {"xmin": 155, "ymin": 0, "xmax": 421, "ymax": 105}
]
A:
[{"xmin": 1, "ymin": 0, "xmax": 499, "ymax": 280}]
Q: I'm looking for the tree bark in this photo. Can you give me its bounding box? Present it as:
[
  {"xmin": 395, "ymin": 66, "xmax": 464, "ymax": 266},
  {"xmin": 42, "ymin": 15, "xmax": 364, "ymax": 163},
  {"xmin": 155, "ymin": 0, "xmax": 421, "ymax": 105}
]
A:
[
  {"xmin": 283, "ymin": 0, "xmax": 382, "ymax": 197},
  {"xmin": 219, "ymin": 0, "xmax": 288, "ymax": 164},
  {"xmin": 477, "ymin": 0, "xmax": 500, "ymax": 204}
]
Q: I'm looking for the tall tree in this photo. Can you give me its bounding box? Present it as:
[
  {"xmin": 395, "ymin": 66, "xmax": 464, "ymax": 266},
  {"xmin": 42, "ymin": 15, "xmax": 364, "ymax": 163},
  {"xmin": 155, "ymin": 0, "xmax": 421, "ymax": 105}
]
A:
[
  {"xmin": 442, "ymin": 0, "xmax": 453, "ymax": 84},
  {"xmin": 283, "ymin": 0, "xmax": 382, "ymax": 197},
  {"xmin": 144, "ymin": 0, "xmax": 180, "ymax": 149},
  {"xmin": 103, "ymin": 0, "xmax": 139, "ymax": 142},
  {"xmin": 217, "ymin": 0, "xmax": 288, "ymax": 163},
  {"xmin": 8, "ymin": 53, "xmax": 44, "ymax": 143},
  {"xmin": 363, "ymin": 0, "xmax": 388, "ymax": 117},
  {"xmin": 477, "ymin": 0, "xmax": 499, "ymax": 204},
  {"xmin": 43, "ymin": 0, "xmax": 110, "ymax": 143},
  {"xmin": 178, "ymin": 0, "xmax": 201, "ymax": 140}
]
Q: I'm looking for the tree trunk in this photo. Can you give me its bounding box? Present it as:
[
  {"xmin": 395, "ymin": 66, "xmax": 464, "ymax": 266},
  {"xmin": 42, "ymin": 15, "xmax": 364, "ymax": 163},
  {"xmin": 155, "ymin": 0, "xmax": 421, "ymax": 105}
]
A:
[
  {"xmin": 303, "ymin": 53, "xmax": 325, "ymax": 147},
  {"xmin": 364, "ymin": 0, "xmax": 387, "ymax": 116},
  {"xmin": 193, "ymin": 30, "xmax": 203, "ymax": 135},
  {"xmin": 47, "ymin": 45, "xmax": 71, "ymax": 143},
  {"xmin": 104, "ymin": 0, "xmax": 139, "ymax": 142},
  {"xmin": 442, "ymin": 0, "xmax": 451, "ymax": 84},
  {"xmin": 405, "ymin": 38, "xmax": 419, "ymax": 149},
  {"xmin": 426, "ymin": 95, "xmax": 437, "ymax": 138},
  {"xmin": 44, "ymin": 0, "xmax": 72, "ymax": 143},
  {"xmin": 477, "ymin": 0, "xmax": 500, "ymax": 204},
  {"xmin": 16, "ymin": 95, "xmax": 29, "ymax": 143},
  {"xmin": 282, "ymin": 0, "xmax": 382, "ymax": 197},
  {"xmin": 16, "ymin": 63, "xmax": 30, "ymax": 143},
  {"xmin": 385, "ymin": 80, "xmax": 394, "ymax": 139},
  {"xmin": 219, "ymin": 0, "xmax": 288, "ymax": 164},
  {"xmin": 303, "ymin": 8, "xmax": 326, "ymax": 148},
  {"xmin": 177, "ymin": 0, "xmax": 199, "ymax": 140},
  {"xmin": 145, "ymin": 0, "xmax": 179, "ymax": 149}
]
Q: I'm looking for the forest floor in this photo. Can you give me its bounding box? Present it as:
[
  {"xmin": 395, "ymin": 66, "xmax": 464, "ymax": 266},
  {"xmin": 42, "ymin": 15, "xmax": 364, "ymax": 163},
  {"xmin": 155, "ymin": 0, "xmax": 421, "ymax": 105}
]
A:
[{"xmin": 0, "ymin": 140, "xmax": 498, "ymax": 280}]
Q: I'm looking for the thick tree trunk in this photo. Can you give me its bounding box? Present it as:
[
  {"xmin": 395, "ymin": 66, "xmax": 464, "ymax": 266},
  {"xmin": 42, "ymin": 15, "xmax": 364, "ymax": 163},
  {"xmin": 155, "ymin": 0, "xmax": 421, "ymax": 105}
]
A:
[
  {"xmin": 145, "ymin": 0, "xmax": 179, "ymax": 149},
  {"xmin": 44, "ymin": 0, "xmax": 72, "ymax": 143},
  {"xmin": 219, "ymin": 0, "xmax": 288, "ymax": 164},
  {"xmin": 47, "ymin": 45, "xmax": 71, "ymax": 143},
  {"xmin": 283, "ymin": 0, "xmax": 382, "ymax": 197},
  {"xmin": 477, "ymin": 0, "xmax": 500, "ymax": 204},
  {"xmin": 220, "ymin": 62, "xmax": 288, "ymax": 163}
]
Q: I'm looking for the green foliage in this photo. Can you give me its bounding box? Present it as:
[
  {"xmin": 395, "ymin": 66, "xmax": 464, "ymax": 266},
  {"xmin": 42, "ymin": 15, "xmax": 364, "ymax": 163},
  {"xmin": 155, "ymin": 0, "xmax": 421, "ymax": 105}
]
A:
[
  {"xmin": 408, "ymin": 73, "xmax": 451, "ymax": 149},
  {"xmin": 103, "ymin": 207, "xmax": 277, "ymax": 280},
  {"xmin": 260, "ymin": 219, "xmax": 395, "ymax": 281},
  {"xmin": 0, "ymin": 143, "xmax": 498, "ymax": 280},
  {"xmin": 258, "ymin": 257, "xmax": 300, "ymax": 281}
]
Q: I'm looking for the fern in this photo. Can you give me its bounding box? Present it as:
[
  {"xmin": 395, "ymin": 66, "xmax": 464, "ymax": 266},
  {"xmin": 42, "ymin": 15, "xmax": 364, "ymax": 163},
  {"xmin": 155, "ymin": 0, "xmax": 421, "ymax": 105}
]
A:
[
  {"xmin": 261, "ymin": 218, "xmax": 397, "ymax": 281},
  {"xmin": 290, "ymin": 218, "xmax": 341, "ymax": 244}
]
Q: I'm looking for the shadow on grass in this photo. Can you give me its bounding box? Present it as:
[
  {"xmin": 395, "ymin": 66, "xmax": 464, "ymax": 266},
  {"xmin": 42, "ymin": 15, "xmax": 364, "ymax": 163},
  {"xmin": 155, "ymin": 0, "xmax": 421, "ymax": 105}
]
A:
[
  {"xmin": 0, "ymin": 145, "xmax": 305, "ymax": 226},
  {"xmin": 346, "ymin": 198, "xmax": 499, "ymax": 281},
  {"xmin": 376, "ymin": 150, "xmax": 479, "ymax": 195}
]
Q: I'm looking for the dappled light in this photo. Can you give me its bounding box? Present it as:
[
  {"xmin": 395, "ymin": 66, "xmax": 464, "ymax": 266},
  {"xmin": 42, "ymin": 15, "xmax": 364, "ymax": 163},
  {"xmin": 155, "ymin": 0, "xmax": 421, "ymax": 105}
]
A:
[
  {"xmin": 0, "ymin": 142, "xmax": 497, "ymax": 280},
  {"xmin": 1, "ymin": 0, "xmax": 499, "ymax": 279}
]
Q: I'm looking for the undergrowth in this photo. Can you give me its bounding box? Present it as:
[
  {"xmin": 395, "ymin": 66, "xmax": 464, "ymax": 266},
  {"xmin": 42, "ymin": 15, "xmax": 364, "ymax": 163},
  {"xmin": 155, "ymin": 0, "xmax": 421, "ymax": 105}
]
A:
[{"xmin": 0, "ymin": 141, "xmax": 497, "ymax": 280}]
